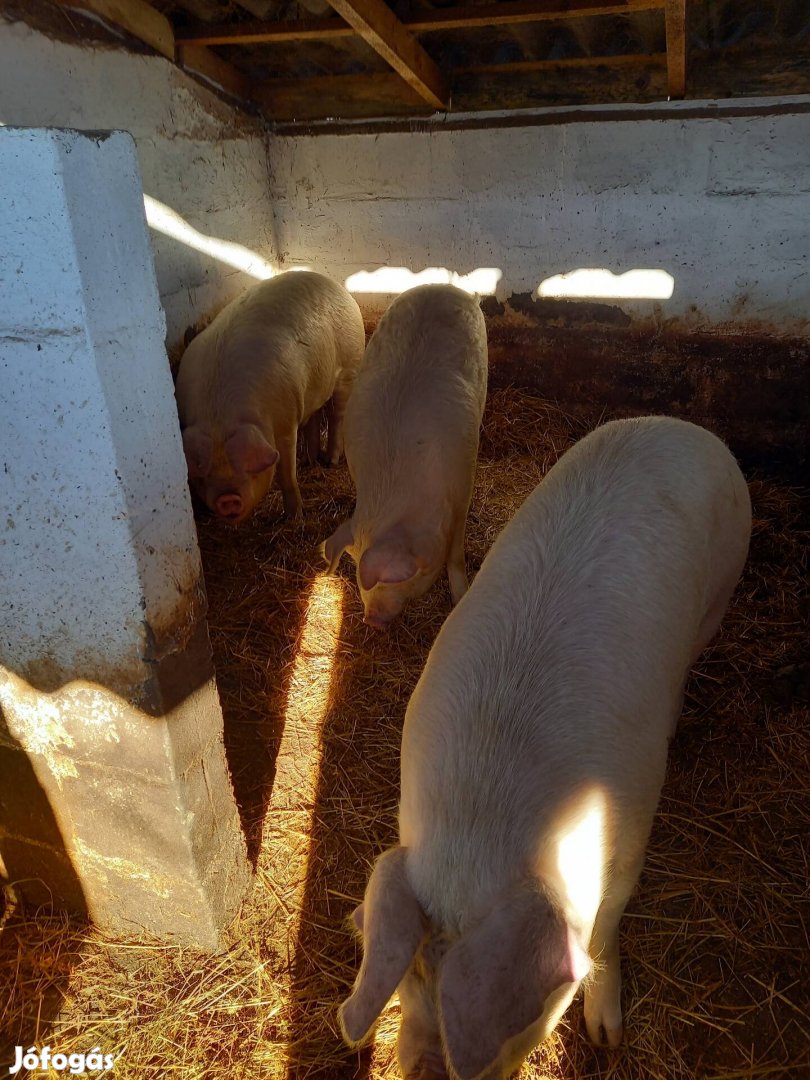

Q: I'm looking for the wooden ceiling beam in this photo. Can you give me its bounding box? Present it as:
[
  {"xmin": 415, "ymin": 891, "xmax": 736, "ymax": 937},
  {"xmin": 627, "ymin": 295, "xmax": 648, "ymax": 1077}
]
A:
[
  {"xmin": 256, "ymin": 70, "xmax": 429, "ymax": 121},
  {"xmin": 176, "ymin": 15, "xmax": 353, "ymax": 45},
  {"xmin": 664, "ymin": 0, "xmax": 687, "ymax": 97},
  {"xmin": 176, "ymin": 43, "xmax": 253, "ymax": 101},
  {"xmin": 177, "ymin": 0, "xmax": 665, "ymax": 46},
  {"xmin": 324, "ymin": 0, "xmax": 449, "ymax": 109},
  {"xmin": 53, "ymin": 0, "xmax": 175, "ymax": 58},
  {"xmin": 257, "ymin": 51, "xmax": 667, "ymax": 121}
]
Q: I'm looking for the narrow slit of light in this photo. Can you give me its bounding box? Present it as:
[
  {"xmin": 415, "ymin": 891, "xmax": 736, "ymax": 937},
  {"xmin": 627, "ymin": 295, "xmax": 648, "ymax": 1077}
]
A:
[
  {"xmin": 345, "ymin": 266, "xmax": 502, "ymax": 296},
  {"xmin": 537, "ymin": 268, "xmax": 675, "ymax": 300}
]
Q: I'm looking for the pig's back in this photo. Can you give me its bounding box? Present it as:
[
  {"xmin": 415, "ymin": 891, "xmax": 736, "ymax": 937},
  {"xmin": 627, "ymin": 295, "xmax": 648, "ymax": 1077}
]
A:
[
  {"xmin": 400, "ymin": 417, "xmax": 750, "ymax": 924},
  {"xmin": 176, "ymin": 272, "xmax": 364, "ymax": 427},
  {"xmin": 345, "ymin": 285, "xmax": 487, "ymax": 503}
]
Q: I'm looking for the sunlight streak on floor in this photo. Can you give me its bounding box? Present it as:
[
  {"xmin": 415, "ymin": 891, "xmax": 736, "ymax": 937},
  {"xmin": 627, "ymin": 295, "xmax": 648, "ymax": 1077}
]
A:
[{"xmin": 257, "ymin": 574, "xmax": 346, "ymax": 1075}]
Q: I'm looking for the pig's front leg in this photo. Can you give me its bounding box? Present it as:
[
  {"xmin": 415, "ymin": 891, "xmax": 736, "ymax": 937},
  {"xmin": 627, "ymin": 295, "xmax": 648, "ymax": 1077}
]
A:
[
  {"xmin": 446, "ymin": 521, "xmax": 470, "ymax": 606},
  {"xmin": 584, "ymin": 851, "xmax": 645, "ymax": 1048},
  {"xmin": 277, "ymin": 430, "xmax": 304, "ymax": 521},
  {"xmin": 303, "ymin": 411, "xmax": 321, "ymax": 466}
]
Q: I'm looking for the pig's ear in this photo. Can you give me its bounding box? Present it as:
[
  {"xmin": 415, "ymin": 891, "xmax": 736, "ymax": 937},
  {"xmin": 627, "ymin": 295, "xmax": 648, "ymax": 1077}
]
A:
[
  {"xmin": 225, "ymin": 425, "xmax": 280, "ymax": 475},
  {"xmin": 358, "ymin": 545, "xmax": 418, "ymax": 591},
  {"xmin": 182, "ymin": 427, "xmax": 213, "ymax": 479},
  {"xmin": 438, "ymin": 885, "xmax": 589, "ymax": 1080},
  {"xmin": 321, "ymin": 520, "xmax": 354, "ymax": 573},
  {"xmin": 338, "ymin": 847, "xmax": 424, "ymax": 1048}
]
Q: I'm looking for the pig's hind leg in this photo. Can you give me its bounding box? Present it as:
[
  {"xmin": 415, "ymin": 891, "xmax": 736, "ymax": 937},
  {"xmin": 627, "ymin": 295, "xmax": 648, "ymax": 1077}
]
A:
[
  {"xmin": 447, "ymin": 521, "xmax": 470, "ymax": 605},
  {"xmin": 277, "ymin": 430, "xmax": 304, "ymax": 521},
  {"xmin": 325, "ymin": 379, "xmax": 351, "ymax": 467}
]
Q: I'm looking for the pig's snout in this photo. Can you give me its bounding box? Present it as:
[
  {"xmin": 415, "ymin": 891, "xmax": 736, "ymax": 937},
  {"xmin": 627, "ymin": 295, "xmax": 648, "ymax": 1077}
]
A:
[
  {"xmin": 215, "ymin": 492, "xmax": 244, "ymax": 521},
  {"xmin": 363, "ymin": 612, "xmax": 391, "ymax": 630}
]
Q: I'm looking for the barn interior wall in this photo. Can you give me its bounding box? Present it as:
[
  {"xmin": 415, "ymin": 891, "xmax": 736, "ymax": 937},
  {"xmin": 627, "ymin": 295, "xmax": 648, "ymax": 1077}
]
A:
[
  {"xmin": 269, "ymin": 102, "xmax": 810, "ymax": 478},
  {"xmin": 0, "ymin": 16, "xmax": 277, "ymax": 348},
  {"xmin": 269, "ymin": 101, "xmax": 810, "ymax": 336}
]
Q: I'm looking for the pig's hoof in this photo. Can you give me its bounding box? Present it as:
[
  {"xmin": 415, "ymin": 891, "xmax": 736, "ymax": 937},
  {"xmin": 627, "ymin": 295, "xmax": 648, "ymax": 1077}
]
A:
[
  {"xmin": 584, "ymin": 1002, "xmax": 623, "ymax": 1048},
  {"xmin": 319, "ymin": 452, "xmax": 342, "ymax": 468},
  {"xmin": 587, "ymin": 1010, "xmax": 626, "ymax": 1045},
  {"xmin": 587, "ymin": 1015, "xmax": 626, "ymax": 1049}
]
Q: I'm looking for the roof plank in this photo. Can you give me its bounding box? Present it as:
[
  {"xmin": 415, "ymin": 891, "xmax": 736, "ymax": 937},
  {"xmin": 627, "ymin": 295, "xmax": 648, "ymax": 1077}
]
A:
[
  {"xmin": 456, "ymin": 51, "xmax": 665, "ymax": 75},
  {"xmin": 53, "ymin": 0, "xmax": 175, "ymax": 58}
]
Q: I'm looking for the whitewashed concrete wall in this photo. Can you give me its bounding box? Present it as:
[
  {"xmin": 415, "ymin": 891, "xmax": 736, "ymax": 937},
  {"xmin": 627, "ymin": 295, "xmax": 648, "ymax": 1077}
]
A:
[
  {"xmin": 269, "ymin": 102, "xmax": 810, "ymax": 334},
  {"xmin": 0, "ymin": 17, "xmax": 277, "ymax": 345}
]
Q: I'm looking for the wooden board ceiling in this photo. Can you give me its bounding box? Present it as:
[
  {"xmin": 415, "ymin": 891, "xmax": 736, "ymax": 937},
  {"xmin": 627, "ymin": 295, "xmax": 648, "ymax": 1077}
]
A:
[{"xmin": 24, "ymin": 0, "xmax": 810, "ymax": 126}]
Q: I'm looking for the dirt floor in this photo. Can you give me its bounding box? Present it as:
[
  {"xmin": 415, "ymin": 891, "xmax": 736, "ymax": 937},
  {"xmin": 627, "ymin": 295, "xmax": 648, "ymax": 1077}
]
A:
[{"xmin": 1, "ymin": 388, "xmax": 808, "ymax": 1080}]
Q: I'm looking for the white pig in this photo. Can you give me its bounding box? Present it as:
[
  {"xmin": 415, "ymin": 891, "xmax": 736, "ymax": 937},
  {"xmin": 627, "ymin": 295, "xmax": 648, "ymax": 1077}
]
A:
[
  {"xmin": 175, "ymin": 271, "xmax": 365, "ymax": 524},
  {"xmin": 321, "ymin": 284, "xmax": 488, "ymax": 627},
  {"xmin": 339, "ymin": 416, "xmax": 751, "ymax": 1079}
]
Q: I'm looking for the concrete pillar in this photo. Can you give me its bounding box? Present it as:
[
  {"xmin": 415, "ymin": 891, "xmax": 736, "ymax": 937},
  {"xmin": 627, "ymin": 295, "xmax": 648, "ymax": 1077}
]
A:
[{"xmin": 0, "ymin": 128, "xmax": 249, "ymax": 948}]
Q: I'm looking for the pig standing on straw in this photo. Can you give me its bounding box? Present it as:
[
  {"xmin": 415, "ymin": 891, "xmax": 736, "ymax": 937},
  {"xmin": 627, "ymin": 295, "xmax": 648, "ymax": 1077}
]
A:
[
  {"xmin": 339, "ymin": 416, "xmax": 751, "ymax": 1080},
  {"xmin": 176, "ymin": 271, "xmax": 365, "ymax": 524},
  {"xmin": 322, "ymin": 284, "xmax": 488, "ymax": 627}
]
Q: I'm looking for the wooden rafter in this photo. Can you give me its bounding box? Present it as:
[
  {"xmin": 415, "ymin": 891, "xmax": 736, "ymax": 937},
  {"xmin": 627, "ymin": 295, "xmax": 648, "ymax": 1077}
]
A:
[
  {"xmin": 54, "ymin": 0, "xmax": 253, "ymax": 104},
  {"xmin": 323, "ymin": 0, "xmax": 449, "ymax": 109},
  {"xmin": 177, "ymin": 0, "xmax": 665, "ymax": 47},
  {"xmin": 664, "ymin": 0, "xmax": 687, "ymax": 97},
  {"xmin": 53, "ymin": 0, "xmax": 175, "ymax": 58}
]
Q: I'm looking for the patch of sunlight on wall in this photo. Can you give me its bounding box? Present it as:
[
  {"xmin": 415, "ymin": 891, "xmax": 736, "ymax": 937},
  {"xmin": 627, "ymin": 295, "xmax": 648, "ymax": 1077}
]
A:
[
  {"xmin": 345, "ymin": 266, "xmax": 502, "ymax": 296},
  {"xmin": 143, "ymin": 195, "xmax": 289, "ymax": 280},
  {"xmin": 536, "ymin": 268, "xmax": 674, "ymax": 300}
]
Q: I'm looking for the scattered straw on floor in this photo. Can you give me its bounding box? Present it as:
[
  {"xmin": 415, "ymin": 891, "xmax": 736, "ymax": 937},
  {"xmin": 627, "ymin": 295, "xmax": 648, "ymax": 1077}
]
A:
[{"xmin": 1, "ymin": 389, "xmax": 808, "ymax": 1079}]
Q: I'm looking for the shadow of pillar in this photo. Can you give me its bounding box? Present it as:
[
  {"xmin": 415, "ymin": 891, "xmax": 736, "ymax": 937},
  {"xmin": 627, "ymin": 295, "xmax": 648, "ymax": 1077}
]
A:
[{"xmin": 0, "ymin": 703, "xmax": 87, "ymax": 1067}]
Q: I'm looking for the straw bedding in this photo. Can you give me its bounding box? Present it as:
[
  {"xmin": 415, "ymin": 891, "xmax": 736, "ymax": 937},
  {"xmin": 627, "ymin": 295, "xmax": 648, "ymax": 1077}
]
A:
[{"xmin": 1, "ymin": 388, "xmax": 807, "ymax": 1080}]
